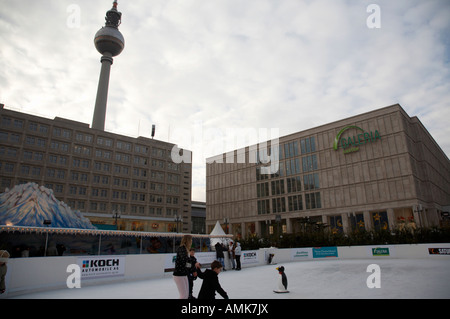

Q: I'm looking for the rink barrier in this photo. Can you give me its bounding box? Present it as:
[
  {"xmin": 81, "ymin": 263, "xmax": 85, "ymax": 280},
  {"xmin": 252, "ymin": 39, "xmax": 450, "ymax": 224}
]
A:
[{"xmin": 3, "ymin": 243, "xmax": 449, "ymax": 297}]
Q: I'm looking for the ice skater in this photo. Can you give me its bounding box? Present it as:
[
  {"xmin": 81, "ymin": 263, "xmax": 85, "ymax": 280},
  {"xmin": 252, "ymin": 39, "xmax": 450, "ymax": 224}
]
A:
[
  {"xmin": 173, "ymin": 235, "xmax": 200, "ymax": 299},
  {"xmin": 196, "ymin": 260, "xmax": 229, "ymax": 299},
  {"xmin": 187, "ymin": 248, "xmax": 198, "ymax": 299}
]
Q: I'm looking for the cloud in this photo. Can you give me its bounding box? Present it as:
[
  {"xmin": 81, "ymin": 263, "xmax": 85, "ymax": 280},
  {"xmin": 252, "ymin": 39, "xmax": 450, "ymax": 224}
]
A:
[{"xmin": 1, "ymin": 0, "xmax": 449, "ymax": 202}]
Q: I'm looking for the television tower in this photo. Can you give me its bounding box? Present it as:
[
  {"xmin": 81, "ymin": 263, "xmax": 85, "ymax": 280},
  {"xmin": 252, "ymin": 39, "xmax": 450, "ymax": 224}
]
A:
[{"xmin": 91, "ymin": 0, "xmax": 125, "ymax": 131}]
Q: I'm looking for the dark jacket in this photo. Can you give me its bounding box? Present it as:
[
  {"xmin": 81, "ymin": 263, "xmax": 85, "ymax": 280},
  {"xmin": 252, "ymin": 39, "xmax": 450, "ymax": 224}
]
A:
[
  {"xmin": 197, "ymin": 269, "xmax": 228, "ymax": 299},
  {"xmin": 0, "ymin": 264, "xmax": 7, "ymax": 291},
  {"xmin": 188, "ymin": 255, "xmax": 198, "ymax": 279},
  {"xmin": 173, "ymin": 246, "xmax": 190, "ymax": 276},
  {"xmin": 215, "ymin": 242, "xmax": 224, "ymax": 258}
]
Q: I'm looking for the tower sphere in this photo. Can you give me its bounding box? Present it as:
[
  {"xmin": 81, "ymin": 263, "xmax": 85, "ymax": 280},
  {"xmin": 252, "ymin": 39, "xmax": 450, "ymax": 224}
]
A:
[
  {"xmin": 94, "ymin": 27, "xmax": 125, "ymax": 57},
  {"xmin": 94, "ymin": 1, "xmax": 124, "ymax": 57}
]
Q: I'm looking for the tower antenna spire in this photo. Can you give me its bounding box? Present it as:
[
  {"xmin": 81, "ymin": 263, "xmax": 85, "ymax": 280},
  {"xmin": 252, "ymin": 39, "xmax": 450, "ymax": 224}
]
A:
[{"xmin": 91, "ymin": 1, "xmax": 125, "ymax": 131}]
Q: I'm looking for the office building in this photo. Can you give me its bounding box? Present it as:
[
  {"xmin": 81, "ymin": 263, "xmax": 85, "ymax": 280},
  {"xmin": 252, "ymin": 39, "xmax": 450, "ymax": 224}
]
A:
[
  {"xmin": 0, "ymin": 104, "xmax": 192, "ymax": 232},
  {"xmin": 206, "ymin": 104, "xmax": 450, "ymax": 237}
]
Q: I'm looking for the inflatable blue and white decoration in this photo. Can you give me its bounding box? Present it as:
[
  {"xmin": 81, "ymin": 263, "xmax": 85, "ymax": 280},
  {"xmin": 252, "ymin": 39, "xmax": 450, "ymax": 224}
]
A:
[{"xmin": 0, "ymin": 182, "xmax": 96, "ymax": 229}]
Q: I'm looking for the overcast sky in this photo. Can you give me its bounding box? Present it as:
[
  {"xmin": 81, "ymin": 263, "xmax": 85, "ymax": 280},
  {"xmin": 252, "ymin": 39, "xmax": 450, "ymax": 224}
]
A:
[{"xmin": 1, "ymin": 0, "xmax": 449, "ymax": 202}]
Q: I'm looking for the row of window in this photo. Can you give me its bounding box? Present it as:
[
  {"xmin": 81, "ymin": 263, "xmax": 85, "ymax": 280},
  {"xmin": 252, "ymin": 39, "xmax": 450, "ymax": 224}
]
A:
[
  {"xmin": 257, "ymin": 173, "xmax": 320, "ymax": 198},
  {"xmin": 0, "ymin": 134, "xmax": 49, "ymax": 147},
  {"xmin": 257, "ymin": 191, "xmax": 322, "ymax": 214},
  {"xmin": 1, "ymin": 118, "xmax": 170, "ymax": 158},
  {"xmin": 256, "ymin": 154, "xmax": 318, "ymax": 180},
  {"xmin": 0, "ymin": 142, "xmax": 179, "ymax": 170},
  {"xmin": 279, "ymin": 136, "xmax": 317, "ymax": 160},
  {"xmin": 0, "ymin": 177, "xmax": 181, "ymax": 205},
  {"xmin": 254, "ymin": 136, "xmax": 316, "ymax": 166},
  {"xmin": 0, "ymin": 148, "xmax": 180, "ymax": 175},
  {"xmin": 68, "ymin": 186, "xmax": 180, "ymax": 203},
  {"xmin": 3, "ymin": 177, "xmax": 178, "ymax": 197},
  {"xmin": 1, "ymin": 117, "xmax": 51, "ymax": 133},
  {"xmin": 0, "ymin": 162, "xmax": 182, "ymax": 188},
  {"xmin": 69, "ymin": 182, "xmax": 179, "ymax": 194},
  {"xmin": 67, "ymin": 199, "xmax": 179, "ymax": 217}
]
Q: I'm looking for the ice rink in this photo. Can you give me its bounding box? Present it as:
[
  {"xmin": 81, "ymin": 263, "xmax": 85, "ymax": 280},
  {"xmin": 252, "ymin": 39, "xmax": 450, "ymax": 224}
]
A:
[{"xmin": 10, "ymin": 258, "xmax": 450, "ymax": 299}]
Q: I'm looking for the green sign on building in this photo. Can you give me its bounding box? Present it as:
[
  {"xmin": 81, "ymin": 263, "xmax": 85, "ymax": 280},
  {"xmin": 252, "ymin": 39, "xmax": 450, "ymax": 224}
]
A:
[{"xmin": 333, "ymin": 125, "xmax": 381, "ymax": 154}]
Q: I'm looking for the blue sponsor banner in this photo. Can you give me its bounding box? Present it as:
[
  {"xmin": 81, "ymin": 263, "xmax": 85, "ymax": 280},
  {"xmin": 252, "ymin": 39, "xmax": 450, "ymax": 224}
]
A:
[{"xmin": 312, "ymin": 246, "xmax": 338, "ymax": 258}]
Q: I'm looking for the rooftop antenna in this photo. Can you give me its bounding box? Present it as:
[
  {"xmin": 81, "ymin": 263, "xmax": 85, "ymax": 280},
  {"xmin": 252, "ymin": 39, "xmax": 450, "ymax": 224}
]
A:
[{"xmin": 151, "ymin": 124, "xmax": 156, "ymax": 139}]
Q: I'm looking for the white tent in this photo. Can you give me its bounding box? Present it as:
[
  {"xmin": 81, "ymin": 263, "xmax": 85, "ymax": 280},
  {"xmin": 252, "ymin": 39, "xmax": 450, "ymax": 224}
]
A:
[{"xmin": 209, "ymin": 220, "xmax": 233, "ymax": 248}]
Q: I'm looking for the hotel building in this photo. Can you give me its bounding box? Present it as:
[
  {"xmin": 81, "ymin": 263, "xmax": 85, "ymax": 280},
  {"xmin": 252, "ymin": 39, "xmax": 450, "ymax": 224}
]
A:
[
  {"xmin": 0, "ymin": 104, "xmax": 192, "ymax": 233},
  {"xmin": 206, "ymin": 104, "xmax": 450, "ymax": 237}
]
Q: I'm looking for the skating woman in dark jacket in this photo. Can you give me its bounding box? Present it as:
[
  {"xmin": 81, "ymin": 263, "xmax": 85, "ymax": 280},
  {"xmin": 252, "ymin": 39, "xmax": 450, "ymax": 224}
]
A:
[
  {"xmin": 173, "ymin": 235, "xmax": 198, "ymax": 299},
  {"xmin": 196, "ymin": 260, "xmax": 229, "ymax": 299}
]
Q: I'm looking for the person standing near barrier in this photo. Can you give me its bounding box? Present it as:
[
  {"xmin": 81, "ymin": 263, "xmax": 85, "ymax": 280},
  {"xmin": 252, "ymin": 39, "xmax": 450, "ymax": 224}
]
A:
[
  {"xmin": 215, "ymin": 242, "xmax": 226, "ymax": 271},
  {"xmin": 228, "ymin": 241, "xmax": 236, "ymax": 270},
  {"xmin": 235, "ymin": 242, "xmax": 242, "ymax": 270},
  {"xmin": 0, "ymin": 250, "xmax": 10, "ymax": 294}
]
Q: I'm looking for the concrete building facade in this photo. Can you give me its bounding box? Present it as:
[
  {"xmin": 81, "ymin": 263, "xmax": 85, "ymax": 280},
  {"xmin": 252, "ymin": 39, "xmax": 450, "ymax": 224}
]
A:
[
  {"xmin": 0, "ymin": 104, "xmax": 192, "ymax": 233},
  {"xmin": 206, "ymin": 104, "xmax": 450, "ymax": 238}
]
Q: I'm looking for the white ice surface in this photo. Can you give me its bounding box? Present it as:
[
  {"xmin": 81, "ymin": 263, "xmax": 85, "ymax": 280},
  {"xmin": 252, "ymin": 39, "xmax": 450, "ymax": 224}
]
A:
[{"xmin": 10, "ymin": 258, "xmax": 450, "ymax": 299}]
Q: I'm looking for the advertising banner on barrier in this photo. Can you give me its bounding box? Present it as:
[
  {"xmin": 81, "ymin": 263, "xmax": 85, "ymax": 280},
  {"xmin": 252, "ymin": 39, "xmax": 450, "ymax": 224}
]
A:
[
  {"xmin": 164, "ymin": 253, "xmax": 177, "ymax": 270},
  {"xmin": 77, "ymin": 255, "xmax": 125, "ymax": 280},
  {"xmin": 312, "ymin": 247, "xmax": 338, "ymax": 258},
  {"xmin": 242, "ymin": 250, "xmax": 259, "ymax": 264},
  {"xmin": 291, "ymin": 248, "xmax": 313, "ymax": 260},
  {"xmin": 428, "ymin": 247, "xmax": 450, "ymax": 255},
  {"xmin": 367, "ymin": 246, "xmax": 396, "ymax": 257},
  {"xmin": 371, "ymin": 247, "xmax": 390, "ymax": 256},
  {"xmin": 196, "ymin": 252, "xmax": 218, "ymax": 265}
]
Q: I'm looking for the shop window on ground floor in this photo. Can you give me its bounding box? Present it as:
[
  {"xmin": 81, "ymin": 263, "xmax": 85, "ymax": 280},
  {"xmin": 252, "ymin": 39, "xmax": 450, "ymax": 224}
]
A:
[
  {"xmin": 329, "ymin": 215, "xmax": 343, "ymax": 234},
  {"xmin": 349, "ymin": 213, "xmax": 365, "ymax": 230},
  {"xmin": 372, "ymin": 211, "xmax": 388, "ymax": 230}
]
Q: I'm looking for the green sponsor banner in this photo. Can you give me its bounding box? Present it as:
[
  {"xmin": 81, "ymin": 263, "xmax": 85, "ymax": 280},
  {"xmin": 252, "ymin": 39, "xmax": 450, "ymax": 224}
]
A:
[{"xmin": 372, "ymin": 247, "xmax": 390, "ymax": 256}]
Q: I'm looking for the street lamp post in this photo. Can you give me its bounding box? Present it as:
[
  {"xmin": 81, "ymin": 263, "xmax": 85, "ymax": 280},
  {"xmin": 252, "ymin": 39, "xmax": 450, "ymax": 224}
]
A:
[
  {"xmin": 112, "ymin": 209, "xmax": 121, "ymax": 228},
  {"xmin": 413, "ymin": 204, "xmax": 423, "ymax": 227},
  {"xmin": 223, "ymin": 217, "xmax": 229, "ymax": 234},
  {"xmin": 174, "ymin": 214, "xmax": 183, "ymax": 233},
  {"xmin": 275, "ymin": 214, "xmax": 282, "ymax": 244},
  {"xmin": 43, "ymin": 220, "xmax": 51, "ymax": 256}
]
